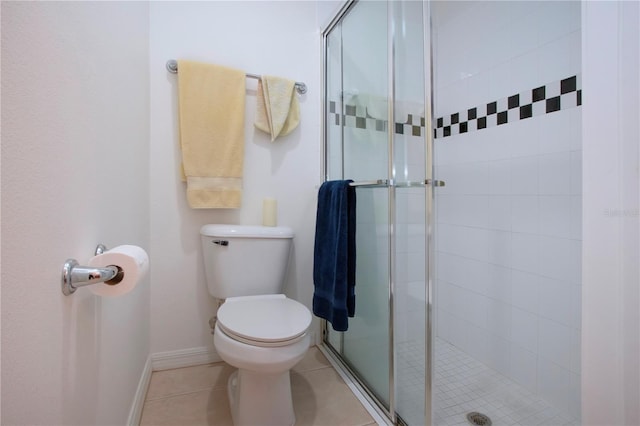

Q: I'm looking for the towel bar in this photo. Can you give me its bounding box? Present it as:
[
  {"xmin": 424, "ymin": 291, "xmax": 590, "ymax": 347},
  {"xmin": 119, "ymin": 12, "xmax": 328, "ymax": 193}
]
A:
[
  {"xmin": 347, "ymin": 179, "xmax": 445, "ymax": 188},
  {"xmin": 348, "ymin": 179, "xmax": 389, "ymax": 187},
  {"xmin": 166, "ymin": 59, "xmax": 307, "ymax": 95}
]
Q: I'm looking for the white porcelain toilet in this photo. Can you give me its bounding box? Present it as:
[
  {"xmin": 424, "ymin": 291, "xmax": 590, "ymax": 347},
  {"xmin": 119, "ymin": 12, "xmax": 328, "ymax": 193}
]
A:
[{"xmin": 200, "ymin": 224, "xmax": 312, "ymax": 426}]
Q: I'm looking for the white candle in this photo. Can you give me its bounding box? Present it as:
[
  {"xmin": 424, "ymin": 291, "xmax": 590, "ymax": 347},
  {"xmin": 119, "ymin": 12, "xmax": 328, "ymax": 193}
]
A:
[{"xmin": 262, "ymin": 198, "xmax": 277, "ymax": 227}]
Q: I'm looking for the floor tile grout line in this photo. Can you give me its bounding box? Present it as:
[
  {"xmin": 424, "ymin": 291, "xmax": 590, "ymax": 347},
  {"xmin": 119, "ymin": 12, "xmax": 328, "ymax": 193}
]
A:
[
  {"xmin": 144, "ymin": 385, "xmax": 226, "ymax": 402},
  {"xmin": 145, "ymin": 365, "xmax": 333, "ymax": 402},
  {"xmin": 292, "ymin": 364, "xmax": 334, "ymax": 374}
]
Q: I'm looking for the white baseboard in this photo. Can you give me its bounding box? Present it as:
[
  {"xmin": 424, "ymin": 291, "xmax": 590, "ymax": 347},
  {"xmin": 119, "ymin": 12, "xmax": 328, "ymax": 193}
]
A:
[
  {"xmin": 127, "ymin": 355, "xmax": 152, "ymax": 426},
  {"xmin": 151, "ymin": 346, "xmax": 222, "ymax": 371}
]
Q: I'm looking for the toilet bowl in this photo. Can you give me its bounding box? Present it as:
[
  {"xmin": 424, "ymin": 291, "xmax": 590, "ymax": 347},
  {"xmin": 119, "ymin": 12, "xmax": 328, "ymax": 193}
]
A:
[
  {"xmin": 200, "ymin": 224, "xmax": 312, "ymax": 425},
  {"xmin": 213, "ymin": 294, "xmax": 312, "ymax": 426}
]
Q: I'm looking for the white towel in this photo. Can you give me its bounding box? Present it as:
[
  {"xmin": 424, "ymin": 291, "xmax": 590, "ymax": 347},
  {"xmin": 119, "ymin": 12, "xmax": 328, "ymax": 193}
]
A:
[
  {"xmin": 255, "ymin": 76, "xmax": 299, "ymax": 141},
  {"xmin": 177, "ymin": 60, "xmax": 246, "ymax": 208}
]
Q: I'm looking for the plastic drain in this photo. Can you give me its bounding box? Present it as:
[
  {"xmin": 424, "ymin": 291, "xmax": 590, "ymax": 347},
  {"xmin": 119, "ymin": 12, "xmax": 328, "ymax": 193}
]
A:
[{"xmin": 466, "ymin": 412, "xmax": 492, "ymax": 426}]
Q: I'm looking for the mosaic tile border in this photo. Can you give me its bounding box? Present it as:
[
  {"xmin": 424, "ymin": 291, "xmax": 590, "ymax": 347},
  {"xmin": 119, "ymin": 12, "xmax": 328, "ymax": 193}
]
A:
[
  {"xmin": 435, "ymin": 75, "xmax": 581, "ymax": 139},
  {"xmin": 328, "ymin": 74, "xmax": 581, "ymax": 139}
]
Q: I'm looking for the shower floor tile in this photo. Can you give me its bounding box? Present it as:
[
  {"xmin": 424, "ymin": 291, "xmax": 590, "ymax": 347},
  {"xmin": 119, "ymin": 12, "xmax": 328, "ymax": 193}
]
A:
[{"xmin": 396, "ymin": 339, "xmax": 579, "ymax": 426}]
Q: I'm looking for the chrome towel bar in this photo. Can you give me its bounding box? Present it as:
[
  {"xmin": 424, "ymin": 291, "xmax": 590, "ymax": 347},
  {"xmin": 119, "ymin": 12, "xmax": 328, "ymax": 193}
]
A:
[
  {"xmin": 166, "ymin": 59, "xmax": 307, "ymax": 95},
  {"xmin": 348, "ymin": 179, "xmax": 389, "ymax": 187},
  {"xmin": 348, "ymin": 179, "xmax": 445, "ymax": 188}
]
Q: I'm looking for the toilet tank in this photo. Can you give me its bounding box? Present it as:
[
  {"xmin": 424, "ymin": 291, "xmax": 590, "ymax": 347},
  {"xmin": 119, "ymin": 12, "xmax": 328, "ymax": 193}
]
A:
[{"xmin": 200, "ymin": 224, "xmax": 294, "ymax": 299}]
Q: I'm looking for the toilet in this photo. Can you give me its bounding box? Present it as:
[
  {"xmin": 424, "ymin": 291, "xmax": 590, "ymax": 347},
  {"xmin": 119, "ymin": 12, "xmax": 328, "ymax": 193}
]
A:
[{"xmin": 200, "ymin": 224, "xmax": 312, "ymax": 426}]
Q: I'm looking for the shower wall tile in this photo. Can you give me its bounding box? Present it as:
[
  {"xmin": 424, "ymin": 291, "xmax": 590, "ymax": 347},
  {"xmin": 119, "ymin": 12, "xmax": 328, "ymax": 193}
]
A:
[
  {"xmin": 510, "ymin": 157, "xmax": 540, "ymax": 195},
  {"xmin": 510, "ymin": 344, "xmax": 538, "ymax": 394},
  {"xmin": 539, "ymin": 196, "xmax": 574, "ymax": 239},
  {"xmin": 511, "ymin": 196, "xmax": 540, "ymax": 234},
  {"xmin": 568, "ymin": 372, "xmax": 581, "ymax": 420},
  {"xmin": 511, "ymin": 270, "xmax": 539, "ymax": 314},
  {"xmin": 462, "ymin": 292, "xmax": 489, "ymax": 330},
  {"xmin": 570, "ymin": 329, "xmax": 582, "ymax": 373},
  {"xmin": 538, "ymin": 108, "xmax": 581, "ymax": 154},
  {"xmin": 488, "ymin": 195, "xmax": 512, "ymax": 231},
  {"xmin": 538, "ymin": 237, "xmax": 581, "ymax": 283},
  {"xmin": 538, "ymin": 1, "xmax": 581, "ymax": 45},
  {"xmin": 436, "ymin": 308, "xmax": 454, "ymax": 343},
  {"xmin": 539, "ymin": 318, "xmax": 574, "ymax": 370},
  {"xmin": 570, "ymin": 196, "xmax": 582, "ymax": 241},
  {"xmin": 511, "ymin": 233, "xmax": 540, "ymax": 274},
  {"xmin": 538, "ymin": 358, "xmax": 572, "ymax": 415},
  {"xmin": 406, "ymin": 252, "xmax": 426, "ymax": 283},
  {"xmin": 488, "ymin": 159, "xmax": 511, "ymax": 195},
  {"xmin": 436, "ymin": 279, "xmax": 452, "ymax": 314},
  {"xmin": 487, "ymin": 299, "xmax": 512, "ymax": 340},
  {"xmin": 439, "ymin": 224, "xmax": 491, "ymax": 263},
  {"xmin": 510, "ymin": 307, "xmax": 539, "ymax": 354},
  {"xmin": 432, "ymin": 2, "xmax": 581, "ymax": 420},
  {"xmin": 569, "ymin": 151, "xmax": 582, "ymax": 195},
  {"xmin": 450, "ymin": 255, "xmax": 489, "ymax": 294},
  {"xmin": 437, "ymin": 162, "xmax": 490, "ymax": 195},
  {"xmin": 539, "ymin": 152, "xmax": 573, "ymax": 195},
  {"xmin": 486, "ymin": 265, "xmax": 512, "ymax": 303},
  {"xmin": 538, "ymin": 276, "xmax": 577, "ymax": 328},
  {"xmin": 485, "ymin": 334, "xmax": 511, "ymax": 377},
  {"xmin": 509, "ymin": 118, "xmax": 540, "ymax": 159},
  {"xmin": 465, "ymin": 322, "xmax": 490, "ymax": 365}
]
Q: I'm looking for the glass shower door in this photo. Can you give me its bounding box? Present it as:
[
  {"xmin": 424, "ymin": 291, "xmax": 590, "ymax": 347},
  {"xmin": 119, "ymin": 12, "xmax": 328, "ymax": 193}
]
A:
[
  {"xmin": 324, "ymin": 2, "xmax": 430, "ymax": 423},
  {"xmin": 324, "ymin": 0, "xmax": 392, "ymax": 410},
  {"xmin": 391, "ymin": 2, "xmax": 429, "ymax": 424}
]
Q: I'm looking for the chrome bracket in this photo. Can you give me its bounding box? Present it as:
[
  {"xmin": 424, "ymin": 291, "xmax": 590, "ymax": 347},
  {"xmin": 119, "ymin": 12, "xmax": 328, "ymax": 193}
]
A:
[
  {"xmin": 425, "ymin": 179, "xmax": 446, "ymax": 187},
  {"xmin": 61, "ymin": 245, "xmax": 124, "ymax": 296}
]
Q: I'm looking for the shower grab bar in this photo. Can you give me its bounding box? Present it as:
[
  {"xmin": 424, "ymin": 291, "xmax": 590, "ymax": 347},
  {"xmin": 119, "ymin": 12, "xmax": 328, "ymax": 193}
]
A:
[
  {"xmin": 166, "ymin": 59, "xmax": 307, "ymax": 95},
  {"xmin": 348, "ymin": 179, "xmax": 445, "ymax": 188}
]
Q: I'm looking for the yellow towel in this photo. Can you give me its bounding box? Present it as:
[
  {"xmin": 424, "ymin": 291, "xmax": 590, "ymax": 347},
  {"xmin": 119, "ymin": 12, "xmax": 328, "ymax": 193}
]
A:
[
  {"xmin": 177, "ymin": 60, "xmax": 246, "ymax": 208},
  {"xmin": 255, "ymin": 76, "xmax": 300, "ymax": 141}
]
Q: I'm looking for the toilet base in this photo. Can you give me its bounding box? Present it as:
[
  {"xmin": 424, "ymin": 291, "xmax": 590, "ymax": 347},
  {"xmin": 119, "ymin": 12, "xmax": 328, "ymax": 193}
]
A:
[{"xmin": 228, "ymin": 368, "xmax": 295, "ymax": 426}]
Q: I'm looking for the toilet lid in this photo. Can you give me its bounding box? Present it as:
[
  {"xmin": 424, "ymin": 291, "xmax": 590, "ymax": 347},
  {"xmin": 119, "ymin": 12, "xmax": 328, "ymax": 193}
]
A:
[{"xmin": 217, "ymin": 294, "xmax": 312, "ymax": 347}]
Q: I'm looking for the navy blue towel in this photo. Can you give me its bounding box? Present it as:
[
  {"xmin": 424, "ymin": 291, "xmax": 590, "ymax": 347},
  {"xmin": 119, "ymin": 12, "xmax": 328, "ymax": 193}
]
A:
[{"xmin": 313, "ymin": 180, "xmax": 356, "ymax": 332}]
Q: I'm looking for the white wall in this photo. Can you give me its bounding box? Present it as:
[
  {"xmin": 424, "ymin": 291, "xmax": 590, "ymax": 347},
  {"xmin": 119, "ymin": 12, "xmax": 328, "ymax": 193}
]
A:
[
  {"xmin": 432, "ymin": 1, "xmax": 582, "ymax": 418},
  {"xmin": 1, "ymin": 2, "xmax": 150, "ymax": 425},
  {"xmin": 582, "ymin": 1, "xmax": 640, "ymax": 424},
  {"xmin": 149, "ymin": 1, "xmax": 321, "ymax": 355},
  {"xmin": 316, "ymin": 0, "xmax": 345, "ymax": 31}
]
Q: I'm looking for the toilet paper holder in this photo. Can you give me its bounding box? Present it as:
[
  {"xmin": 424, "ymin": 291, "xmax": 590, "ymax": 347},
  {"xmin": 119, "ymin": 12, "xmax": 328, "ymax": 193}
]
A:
[{"xmin": 61, "ymin": 244, "xmax": 125, "ymax": 296}]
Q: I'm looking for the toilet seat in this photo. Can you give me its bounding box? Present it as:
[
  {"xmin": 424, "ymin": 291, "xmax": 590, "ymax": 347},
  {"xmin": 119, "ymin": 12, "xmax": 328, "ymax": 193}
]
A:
[{"xmin": 217, "ymin": 294, "xmax": 312, "ymax": 348}]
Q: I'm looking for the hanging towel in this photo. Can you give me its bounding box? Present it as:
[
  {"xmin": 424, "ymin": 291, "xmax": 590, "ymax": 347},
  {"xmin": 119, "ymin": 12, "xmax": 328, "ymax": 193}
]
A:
[
  {"xmin": 177, "ymin": 60, "xmax": 246, "ymax": 208},
  {"xmin": 313, "ymin": 180, "xmax": 356, "ymax": 332},
  {"xmin": 255, "ymin": 76, "xmax": 300, "ymax": 141}
]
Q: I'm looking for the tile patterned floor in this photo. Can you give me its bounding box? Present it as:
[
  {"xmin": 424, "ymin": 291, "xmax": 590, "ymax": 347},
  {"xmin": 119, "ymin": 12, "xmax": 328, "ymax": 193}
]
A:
[
  {"xmin": 141, "ymin": 340, "xmax": 579, "ymax": 426},
  {"xmin": 140, "ymin": 346, "xmax": 377, "ymax": 426},
  {"xmin": 396, "ymin": 339, "xmax": 579, "ymax": 426}
]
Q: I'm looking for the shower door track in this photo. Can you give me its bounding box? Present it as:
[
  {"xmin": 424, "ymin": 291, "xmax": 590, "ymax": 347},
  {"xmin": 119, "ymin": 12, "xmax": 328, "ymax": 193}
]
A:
[{"xmin": 319, "ymin": 332, "xmax": 408, "ymax": 426}]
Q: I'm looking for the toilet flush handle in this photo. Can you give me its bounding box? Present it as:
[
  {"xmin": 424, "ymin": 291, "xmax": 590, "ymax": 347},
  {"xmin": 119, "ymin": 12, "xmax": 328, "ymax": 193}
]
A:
[{"xmin": 212, "ymin": 240, "xmax": 229, "ymax": 246}]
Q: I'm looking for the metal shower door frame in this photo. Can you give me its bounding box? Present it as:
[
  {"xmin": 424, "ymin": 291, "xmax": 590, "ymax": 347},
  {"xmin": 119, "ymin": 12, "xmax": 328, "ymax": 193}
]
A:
[{"xmin": 320, "ymin": 1, "xmax": 436, "ymax": 424}]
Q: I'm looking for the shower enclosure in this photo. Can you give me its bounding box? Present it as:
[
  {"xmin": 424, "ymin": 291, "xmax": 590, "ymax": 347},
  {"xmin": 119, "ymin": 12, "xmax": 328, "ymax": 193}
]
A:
[{"xmin": 321, "ymin": 1, "xmax": 582, "ymax": 425}]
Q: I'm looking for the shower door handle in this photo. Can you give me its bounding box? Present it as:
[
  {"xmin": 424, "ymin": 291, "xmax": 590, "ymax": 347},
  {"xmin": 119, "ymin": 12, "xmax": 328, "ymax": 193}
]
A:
[{"xmin": 425, "ymin": 179, "xmax": 446, "ymax": 187}]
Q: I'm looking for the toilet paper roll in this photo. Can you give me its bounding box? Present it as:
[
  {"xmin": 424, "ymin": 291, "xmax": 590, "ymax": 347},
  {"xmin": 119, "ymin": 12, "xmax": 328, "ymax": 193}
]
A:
[
  {"xmin": 87, "ymin": 245, "xmax": 149, "ymax": 297},
  {"xmin": 262, "ymin": 198, "xmax": 277, "ymax": 227}
]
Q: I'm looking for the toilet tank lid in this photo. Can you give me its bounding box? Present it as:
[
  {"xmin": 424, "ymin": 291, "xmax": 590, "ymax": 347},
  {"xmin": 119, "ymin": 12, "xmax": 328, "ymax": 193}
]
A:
[{"xmin": 200, "ymin": 224, "xmax": 294, "ymax": 238}]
